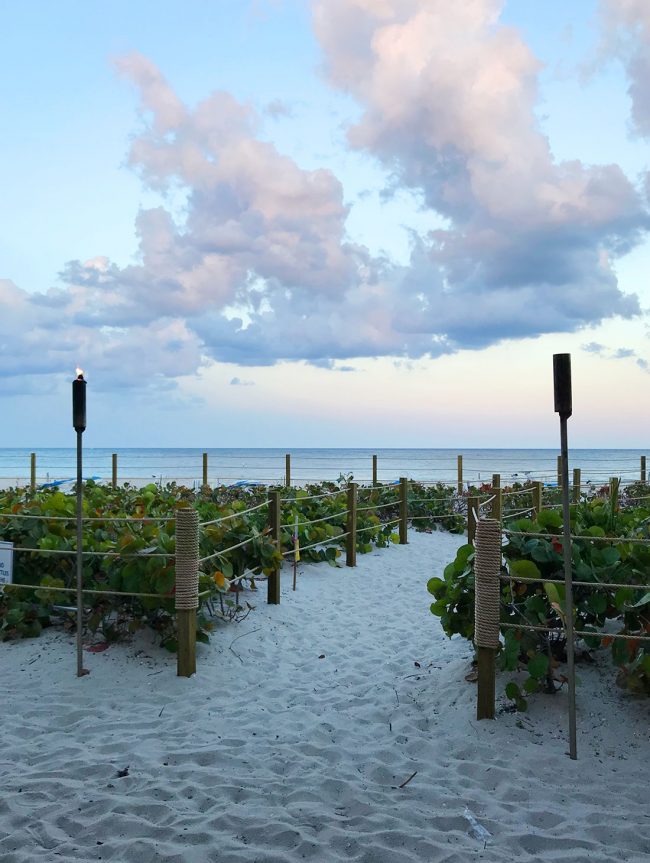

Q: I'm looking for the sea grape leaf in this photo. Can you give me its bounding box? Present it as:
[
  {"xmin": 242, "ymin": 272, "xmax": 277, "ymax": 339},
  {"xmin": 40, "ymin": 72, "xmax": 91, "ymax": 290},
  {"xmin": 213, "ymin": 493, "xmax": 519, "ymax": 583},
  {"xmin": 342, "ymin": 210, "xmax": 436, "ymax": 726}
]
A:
[
  {"xmin": 427, "ymin": 577, "xmax": 444, "ymax": 595},
  {"xmin": 527, "ymin": 654, "xmax": 549, "ymax": 680},
  {"xmin": 537, "ymin": 510, "xmax": 562, "ymax": 530},
  {"xmin": 508, "ymin": 559, "xmax": 542, "ymax": 582}
]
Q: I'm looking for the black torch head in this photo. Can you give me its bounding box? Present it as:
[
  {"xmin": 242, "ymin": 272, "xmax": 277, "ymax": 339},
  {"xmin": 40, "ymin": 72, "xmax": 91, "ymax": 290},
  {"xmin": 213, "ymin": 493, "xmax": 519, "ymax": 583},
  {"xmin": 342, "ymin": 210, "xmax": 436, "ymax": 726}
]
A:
[
  {"xmin": 553, "ymin": 353, "xmax": 572, "ymax": 418},
  {"xmin": 72, "ymin": 369, "xmax": 87, "ymax": 433}
]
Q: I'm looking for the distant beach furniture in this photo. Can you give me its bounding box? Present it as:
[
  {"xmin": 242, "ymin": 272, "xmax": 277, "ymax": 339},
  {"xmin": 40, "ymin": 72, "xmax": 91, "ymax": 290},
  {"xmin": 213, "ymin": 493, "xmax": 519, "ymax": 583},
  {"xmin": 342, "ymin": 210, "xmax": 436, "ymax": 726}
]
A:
[{"xmin": 40, "ymin": 476, "xmax": 101, "ymax": 489}]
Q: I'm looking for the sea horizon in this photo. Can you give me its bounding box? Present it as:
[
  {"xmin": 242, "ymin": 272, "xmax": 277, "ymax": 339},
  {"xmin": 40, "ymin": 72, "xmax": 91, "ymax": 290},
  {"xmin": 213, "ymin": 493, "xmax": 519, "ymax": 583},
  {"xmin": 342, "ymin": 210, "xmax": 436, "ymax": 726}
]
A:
[{"xmin": 2, "ymin": 446, "xmax": 647, "ymax": 489}]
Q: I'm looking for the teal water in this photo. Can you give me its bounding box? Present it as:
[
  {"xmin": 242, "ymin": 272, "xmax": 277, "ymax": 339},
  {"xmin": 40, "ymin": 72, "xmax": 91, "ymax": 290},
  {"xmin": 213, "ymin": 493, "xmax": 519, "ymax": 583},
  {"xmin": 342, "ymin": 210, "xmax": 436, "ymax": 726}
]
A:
[{"xmin": 0, "ymin": 448, "xmax": 647, "ymax": 488}]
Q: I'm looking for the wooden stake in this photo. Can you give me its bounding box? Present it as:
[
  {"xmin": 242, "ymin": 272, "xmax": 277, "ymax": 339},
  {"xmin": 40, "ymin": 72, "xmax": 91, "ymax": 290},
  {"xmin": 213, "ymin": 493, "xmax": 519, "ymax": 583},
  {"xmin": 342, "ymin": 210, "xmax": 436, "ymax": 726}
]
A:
[
  {"xmin": 533, "ymin": 481, "xmax": 543, "ymax": 520},
  {"xmin": 641, "ymin": 456, "xmax": 646, "ymax": 484},
  {"xmin": 346, "ymin": 482, "xmax": 357, "ymax": 567},
  {"xmin": 572, "ymin": 468, "xmax": 581, "ymax": 505},
  {"xmin": 491, "ymin": 473, "xmax": 501, "ymax": 522},
  {"xmin": 202, "ymin": 452, "xmax": 208, "ymax": 489},
  {"xmin": 372, "ymin": 454, "xmax": 378, "ymax": 486},
  {"xmin": 457, "ymin": 455, "xmax": 463, "ymax": 495},
  {"xmin": 30, "ymin": 452, "xmax": 36, "ymax": 493},
  {"xmin": 474, "ymin": 518, "xmax": 500, "ymax": 721},
  {"xmin": 467, "ymin": 495, "xmax": 478, "ymax": 545},
  {"xmin": 112, "ymin": 453, "xmax": 117, "ymax": 490},
  {"xmin": 177, "ymin": 610, "xmax": 196, "ymax": 678},
  {"xmin": 268, "ymin": 490, "xmax": 281, "ymax": 604},
  {"xmin": 399, "ymin": 477, "xmax": 408, "ymax": 545},
  {"xmin": 476, "ymin": 646, "xmax": 496, "ymax": 720},
  {"xmin": 285, "ymin": 453, "xmax": 291, "ymax": 488}
]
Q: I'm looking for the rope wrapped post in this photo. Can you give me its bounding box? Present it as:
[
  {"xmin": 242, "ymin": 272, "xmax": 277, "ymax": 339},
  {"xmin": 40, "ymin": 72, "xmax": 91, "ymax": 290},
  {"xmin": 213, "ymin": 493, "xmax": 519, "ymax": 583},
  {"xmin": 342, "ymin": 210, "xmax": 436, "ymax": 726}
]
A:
[
  {"xmin": 457, "ymin": 455, "xmax": 463, "ymax": 495},
  {"xmin": 372, "ymin": 454, "xmax": 378, "ymax": 486},
  {"xmin": 399, "ymin": 477, "xmax": 408, "ymax": 544},
  {"xmin": 474, "ymin": 518, "xmax": 501, "ymax": 720},
  {"xmin": 202, "ymin": 452, "xmax": 209, "ymax": 490},
  {"xmin": 30, "ymin": 453, "xmax": 36, "ymax": 493},
  {"xmin": 642, "ymin": 455, "xmax": 646, "ymax": 484},
  {"xmin": 467, "ymin": 495, "xmax": 478, "ymax": 545},
  {"xmin": 491, "ymin": 473, "xmax": 502, "ymax": 522},
  {"xmin": 175, "ymin": 507, "xmax": 199, "ymax": 677},
  {"xmin": 533, "ymin": 482, "xmax": 543, "ymax": 519},
  {"xmin": 285, "ymin": 453, "xmax": 291, "ymax": 488},
  {"xmin": 346, "ymin": 482, "xmax": 357, "ymax": 567},
  {"xmin": 268, "ymin": 490, "xmax": 281, "ymax": 604},
  {"xmin": 572, "ymin": 468, "xmax": 581, "ymax": 505},
  {"xmin": 112, "ymin": 453, "xmax": 118, "ymax": 490}
]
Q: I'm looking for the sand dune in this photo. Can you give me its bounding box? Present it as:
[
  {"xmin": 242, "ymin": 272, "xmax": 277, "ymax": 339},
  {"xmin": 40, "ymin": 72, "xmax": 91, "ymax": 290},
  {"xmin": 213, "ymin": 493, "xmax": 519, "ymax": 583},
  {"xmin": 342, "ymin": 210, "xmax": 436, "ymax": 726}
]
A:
[{"xmin": 1, "ymin": 530, "xmax": 648, "ymax": 862}]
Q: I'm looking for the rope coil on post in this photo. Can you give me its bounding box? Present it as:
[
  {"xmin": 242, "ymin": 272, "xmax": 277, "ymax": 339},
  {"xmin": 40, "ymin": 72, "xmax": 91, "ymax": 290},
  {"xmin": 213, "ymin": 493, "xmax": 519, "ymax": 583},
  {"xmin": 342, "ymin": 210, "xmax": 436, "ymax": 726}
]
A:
[
  {"xmin": 474, "ymin": 518, "xmax": 501, "ymax": 650},
  {"xmin": 175, "ymin": 508, "xmax": 199, "ymax": 611}
]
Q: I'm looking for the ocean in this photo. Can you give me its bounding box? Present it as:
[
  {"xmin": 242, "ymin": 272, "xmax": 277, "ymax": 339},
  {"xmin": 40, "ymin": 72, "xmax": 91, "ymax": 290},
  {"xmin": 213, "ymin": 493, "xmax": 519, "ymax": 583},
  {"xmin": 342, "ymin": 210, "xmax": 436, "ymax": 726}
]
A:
[{"xmin": 1, "ymin": 447, "xmax": 647, "ymax": 489}]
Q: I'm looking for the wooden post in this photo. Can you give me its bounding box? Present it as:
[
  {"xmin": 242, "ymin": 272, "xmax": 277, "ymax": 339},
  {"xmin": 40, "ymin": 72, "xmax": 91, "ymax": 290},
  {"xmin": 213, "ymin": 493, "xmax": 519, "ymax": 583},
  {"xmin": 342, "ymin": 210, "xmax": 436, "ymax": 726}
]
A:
[
  {"xmin": 399, "ymin": 477, "xmax": 408, "ymax": 545},
  {"xmin": 642, "ymin": 456, "xmax": 646, "ymax": 484},
  {"xmin": 202, "ymin": 452, "xmax": 208, "ymax": 489},
  {"xmin": 285, "ymin": 453, "xmax": 291, "ymax": 488},
  {"xmin": 30, "ymin": 452, "xmax": 36, "ymax": 493},
  {"xmin": 467, "ymin": 495, "xmax": 478, "ymax": 545},
  {"xmin": 572, "ymin": 468, "xmax": 581, "ymax": 505},
  {"xmin": 267, "ymin": 490, "xmax": 281, "ymax": 604},
  {"xmin": 610, "ymin": 476, "xmax": 620, "ymax": 501},
  {"xmin": 175, "ymin": 507, "xmax": 198, "ymax": 678},
  {"xmin": 491, "ymin": 473, "xmax": 501, "ymax": 522},
  {"xmin": 372, "ymin": 454, "xmax": 378, "ymax": 486},
  {"xmin": 457, "ymin": 455, "xmax": 463, "ymax": 495},
  {"xmin": 474, "ymin": 519, "xmax": 500, "ymax": 721},
  {"xmin": 346, "ymin": 482, "xmax": 357, "ymax": 567},
  {"xmin": 112, "ymin": 453, "xmax": 117, "ymax": 490},
  {"xmin": 557, "ymin": 455, "xmax": 562, "ymax": 488},
  {"xmin": 533, "ymin": 482, "xmax": 543, "ymax": 520}
]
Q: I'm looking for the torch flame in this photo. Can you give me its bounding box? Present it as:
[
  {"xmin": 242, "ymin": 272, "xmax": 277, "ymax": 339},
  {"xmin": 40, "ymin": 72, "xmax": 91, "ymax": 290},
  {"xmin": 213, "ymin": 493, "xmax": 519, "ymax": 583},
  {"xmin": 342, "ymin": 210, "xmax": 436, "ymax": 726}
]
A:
[{"xmin": 75, "ymin": 367, "xmax": 84, "ymax": 379}]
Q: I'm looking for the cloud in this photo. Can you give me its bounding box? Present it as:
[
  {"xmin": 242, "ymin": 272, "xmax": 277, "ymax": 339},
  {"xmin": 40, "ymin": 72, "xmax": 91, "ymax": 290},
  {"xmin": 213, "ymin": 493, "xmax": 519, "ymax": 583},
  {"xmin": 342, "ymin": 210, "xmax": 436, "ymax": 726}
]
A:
[
  {"xmin": 230, "ymin": 376, "xmax": 255, "ymax": 386},
  {"xmin": 582, "ymin": 341, "xmax": 605, "ymax": 354},
  {"xmin": 600, "ymin": 1, "xmax": 650, "ymax": 137},
  {"xmin": 313, "ymin": 0, "xmax": 646, "ymax": 321},
  {"xmin": 581, "ymin": 340, "xmax": 649, "ymax": 370},
  {"xmin": 2, "ymin": 21, "xmax": 649, "ymax": 388}
]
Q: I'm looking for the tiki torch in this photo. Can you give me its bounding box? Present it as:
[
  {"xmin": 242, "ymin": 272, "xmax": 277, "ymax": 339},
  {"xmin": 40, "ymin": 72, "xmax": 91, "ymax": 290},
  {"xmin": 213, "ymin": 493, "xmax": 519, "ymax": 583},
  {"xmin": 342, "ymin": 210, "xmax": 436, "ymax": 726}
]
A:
[
  {"xmin": 553, "ymin": 353, "xmax": 576, "ymax": 759},
  {"xmin": 73, "ymin": 369, "xmax": 87, "ymax": 677}
]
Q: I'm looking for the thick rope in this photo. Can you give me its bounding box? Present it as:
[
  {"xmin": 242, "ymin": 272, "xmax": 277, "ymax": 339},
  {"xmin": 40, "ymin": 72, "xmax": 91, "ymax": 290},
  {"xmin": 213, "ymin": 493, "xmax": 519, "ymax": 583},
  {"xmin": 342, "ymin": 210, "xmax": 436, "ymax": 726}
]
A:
[
  {"xmin": 280, "ymin": 509, "xmax": 350, "ymax": 529},
  {"xmin": 501, "ymin": 622, "xmax": 650, "ymax": 643},
  {"xmin": 175, "ymin": 508, "xmax": 199, "ymax": 611},
  {"xmin": 499, "ymin": 573, "xmax": 649, "ymax": 591},
  {"xmin": 474, "ymin": 518, "xmax": 501, "ymax": 649},
  {"xmin": 504, "ymin": 530, "xmax": 650, "ymax": 546},
  {"xmin": 198, "ymin": 499, "xmax": 268, "ymax": 528}
]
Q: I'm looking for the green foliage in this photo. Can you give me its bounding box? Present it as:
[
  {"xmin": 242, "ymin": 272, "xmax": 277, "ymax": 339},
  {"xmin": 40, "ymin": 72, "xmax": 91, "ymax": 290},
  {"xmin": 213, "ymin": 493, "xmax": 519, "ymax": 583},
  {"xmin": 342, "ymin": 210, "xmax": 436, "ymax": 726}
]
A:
[
  {"xmin": 0, "ymin": 479, "xmax": 417, "ymax": 647},
  {"xmin": 430, "ymin": 492, "xmax": 650, "ymax": 701}
]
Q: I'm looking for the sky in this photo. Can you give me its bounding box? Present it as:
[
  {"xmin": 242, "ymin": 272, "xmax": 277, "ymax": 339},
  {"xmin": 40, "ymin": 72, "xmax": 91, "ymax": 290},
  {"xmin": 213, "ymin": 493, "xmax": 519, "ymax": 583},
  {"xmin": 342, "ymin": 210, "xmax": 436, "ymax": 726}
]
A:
[{"xmin": 2, "ymin": 0, "xmax": 650, "ymax": 448}]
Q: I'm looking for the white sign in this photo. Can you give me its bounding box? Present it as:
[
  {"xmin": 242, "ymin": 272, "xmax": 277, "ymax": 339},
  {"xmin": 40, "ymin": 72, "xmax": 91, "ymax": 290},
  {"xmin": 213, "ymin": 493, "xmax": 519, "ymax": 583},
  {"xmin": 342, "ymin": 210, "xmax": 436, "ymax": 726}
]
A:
[{"xmin": 0, "ymin": 541, "xmax": 13, "ymax": 585}]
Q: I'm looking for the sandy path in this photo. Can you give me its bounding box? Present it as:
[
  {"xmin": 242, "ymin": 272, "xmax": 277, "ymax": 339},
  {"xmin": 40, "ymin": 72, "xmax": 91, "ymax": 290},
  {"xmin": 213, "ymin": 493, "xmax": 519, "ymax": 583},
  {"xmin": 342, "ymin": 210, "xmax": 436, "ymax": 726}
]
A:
[{"xmin": 0, "ymin": 530, "xmax": 648, "ymax": 862}]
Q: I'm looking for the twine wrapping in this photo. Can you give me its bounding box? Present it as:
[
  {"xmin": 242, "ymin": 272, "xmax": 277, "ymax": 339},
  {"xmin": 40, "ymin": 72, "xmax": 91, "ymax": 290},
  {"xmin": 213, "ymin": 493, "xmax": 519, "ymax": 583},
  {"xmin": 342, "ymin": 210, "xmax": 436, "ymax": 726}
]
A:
[
  {"xmin": 474, "ymin": 518, "xmax": 501, "ymax": 649},
  {"xmin": 175, "ymin": 508, "xmax": 199, "ymax": 611}
]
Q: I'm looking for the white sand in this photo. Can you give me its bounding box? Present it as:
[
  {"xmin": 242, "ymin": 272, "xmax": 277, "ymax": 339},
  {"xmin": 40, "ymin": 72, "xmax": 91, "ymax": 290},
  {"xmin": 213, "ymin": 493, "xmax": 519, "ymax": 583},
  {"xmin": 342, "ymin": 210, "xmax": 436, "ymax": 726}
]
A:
[{"xmin": 1, "ymin": 530, "xmax": 648, "ymax": 863}]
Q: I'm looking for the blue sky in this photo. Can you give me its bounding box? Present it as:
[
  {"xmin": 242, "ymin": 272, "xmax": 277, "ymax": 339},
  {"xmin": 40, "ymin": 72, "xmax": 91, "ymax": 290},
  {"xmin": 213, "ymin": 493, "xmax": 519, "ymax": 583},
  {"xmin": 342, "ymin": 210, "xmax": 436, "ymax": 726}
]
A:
[{"xmin": 2, "ymin": 0, "xmax": 650, "ymax": 447}]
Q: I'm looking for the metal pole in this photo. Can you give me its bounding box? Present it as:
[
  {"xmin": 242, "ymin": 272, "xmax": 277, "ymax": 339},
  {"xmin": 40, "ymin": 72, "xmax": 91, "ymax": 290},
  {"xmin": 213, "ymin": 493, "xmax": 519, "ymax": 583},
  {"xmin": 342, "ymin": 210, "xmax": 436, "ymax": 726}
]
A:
[
  {"xmin": 76, "ymin": 430, "xmax": 85, "ymax": 677},
  {"xmin": 560, "ymin": 418, "xmax": 577, "ymax": 759},
  {"xmin": 554, "ymin": 353, "xmax": 576, "ymax": 760}
]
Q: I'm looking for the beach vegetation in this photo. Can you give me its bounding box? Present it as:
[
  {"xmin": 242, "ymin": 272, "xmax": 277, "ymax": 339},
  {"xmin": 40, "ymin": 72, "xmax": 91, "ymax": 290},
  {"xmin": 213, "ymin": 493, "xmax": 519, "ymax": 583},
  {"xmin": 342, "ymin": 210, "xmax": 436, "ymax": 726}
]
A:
[{"xmin": 430, "ymin": 492, "xmax": 650, "ymax": 704}]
